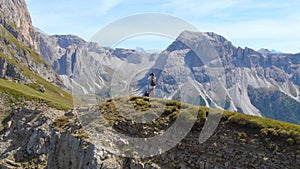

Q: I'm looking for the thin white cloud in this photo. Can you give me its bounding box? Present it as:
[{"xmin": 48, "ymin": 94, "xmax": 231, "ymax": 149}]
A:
[
  {"xmin": 196, "ymin": 17, "xmax": 300, "ymax": 53},
  {"xmin": 237, "ymin": 0, "xmax": 300, "ymax": 9},
  {"xmin": 98, "ymin": 0, "xmax": 122, "ymax": 15},
  {"xmin": 115, "ymin": 35, "xmax": 173, "ymax": 50},
  {"xmin": 157, "ymin": 0, "xmax": 300, "ymax": 52},
  {"xmin": 160, "ymin": 0, "xmax": 243, "ymax": 18},
  {"xmin": 25, "ymin": 0, "xmax": 123, "ymax": 39},
  {"xmin": 215, "ymin": 20, "xmax": 300, "ymax": 39}
]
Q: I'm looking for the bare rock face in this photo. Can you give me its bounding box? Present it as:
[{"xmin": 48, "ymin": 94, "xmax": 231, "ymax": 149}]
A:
[
  {"xmin": 37, "ymin": 30, "xmax": 122, "ymax": 103},
  {"xmin": 0, "ymin": 94, "xmax": 65, "ymax": 168},
  {"xmin": 0, "ymin": 0, "xmax": 38, "ymax": 50},
  {"xmin": 47, "ymin": 132, "xmax": 99, "ymax": 169},
  {"xmin": 45, "ymin": 107, "xmax": 124, "ymax": 169},
  {"xmin": 0, "ymin": 56, "xmax": 24, "ymax": 80}
]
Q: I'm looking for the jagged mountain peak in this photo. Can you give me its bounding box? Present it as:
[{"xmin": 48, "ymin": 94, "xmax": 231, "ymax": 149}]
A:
[
  {"xmin": 258, "ymin": 48, "xmax": 284, "ymax": 55},
  {"xmin": 176, "ymin": 31, "xmax": 230, "ymax": 45},
  {"xmin": 257, "ymin": 48, "xmax": 272, "ymax": 54},
  {"xmin": 51, "ymin": 34, "xmax": 86, "ymax": 48},
  {"xmin": 167, "ymin": 30, "xmax": 233, "ymax": 53}
]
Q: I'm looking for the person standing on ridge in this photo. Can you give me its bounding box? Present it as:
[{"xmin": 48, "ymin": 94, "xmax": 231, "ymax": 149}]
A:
[{"xmin": 148, "ymin": 73, "xmax": 156, "ymax": 97}]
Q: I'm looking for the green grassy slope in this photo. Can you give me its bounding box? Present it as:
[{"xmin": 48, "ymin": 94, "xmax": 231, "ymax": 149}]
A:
[
  {"xmin": 0, "ymin": 24, "xmax": 73, "ymax": 130},
  {"xmin": 0, "ymin": 79, "xmax": 73, "ymax": 110},
  {"xmin": 248, "ymin": 86, "xmax": 300, "ymax": 125}
]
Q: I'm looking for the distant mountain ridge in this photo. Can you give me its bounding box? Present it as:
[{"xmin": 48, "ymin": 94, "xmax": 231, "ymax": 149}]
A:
[
  {"xmin": 154, "ymin": 31, "xmax": 299, "ymax": 117},
  {"xmin": 37, "ymin": 29, "xmax": 160, "ymax": 104},
  {"xmin": 38, "ymin": 30, "xmax": 300, "ymax": 124}
]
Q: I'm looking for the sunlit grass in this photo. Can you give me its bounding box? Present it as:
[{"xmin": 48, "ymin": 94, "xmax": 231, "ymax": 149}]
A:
[{"xmin": 0, "ymin": 79, "xmax": 73, "ymax": 110}]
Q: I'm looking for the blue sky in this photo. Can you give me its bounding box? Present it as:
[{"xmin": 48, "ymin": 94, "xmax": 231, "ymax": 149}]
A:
[{"xmin": 26, "ymin": 0, "xmax": 300, "ymax": 53}]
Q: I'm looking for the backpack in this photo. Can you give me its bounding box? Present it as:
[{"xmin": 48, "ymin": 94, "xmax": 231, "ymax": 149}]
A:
[
  {"xmin": 144, "ymin": 90, "xmax": 149, "ymax": 97},
  {"xmin": 150, "ymin": 77, "xmax": 156, "ymax": 86}
]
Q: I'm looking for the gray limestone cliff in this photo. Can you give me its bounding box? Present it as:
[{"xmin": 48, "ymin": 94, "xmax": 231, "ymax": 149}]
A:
[
  {"xmin": 37, "ymin": 29, "xmax": 159, "ymax": 104},
  {"xmin": 0, "ymin": 0, "xmax": 64, "ymax": 87},
  {"xmin": 0, "ymin": 94, "xmax": 64, "ymax": 168},
  {"xmin": 0, "ymin": 0, "xmax": 38, "ymax": 50}
]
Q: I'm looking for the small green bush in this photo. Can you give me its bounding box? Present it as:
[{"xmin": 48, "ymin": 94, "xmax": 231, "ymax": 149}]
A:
[
  {"xmin": 286, "ymin": 138, "xmax": 295, "ymax": 145},
  {"xmin": 52, "ymin": 116, "xmax": 71, "ymax": 129},
  {"xmin": 236, "ymin": 132, "xmax": 247, "ymax": 139}
]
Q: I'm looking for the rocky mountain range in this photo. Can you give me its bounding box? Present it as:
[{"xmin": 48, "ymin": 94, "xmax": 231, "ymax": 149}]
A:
[
  {"xmin": 0, "ymin": 0, "xmax": 300, "ymax": 168},
  {"xmin": 37, "ymin": 26, "xmax": 300, "ymax": 125},
  {"xmin": 37, "ymin": 29, "xmax": 160, "ymax": 104}
]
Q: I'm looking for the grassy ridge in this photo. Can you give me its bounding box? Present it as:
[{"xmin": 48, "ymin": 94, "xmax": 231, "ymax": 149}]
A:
[
  {"xmin": 98, "ymin": 96, "xmax": 300, "ymax": 146},
  {"xmin": 223, "ymin": 111, "xmax": 300, "ymax": 144}
]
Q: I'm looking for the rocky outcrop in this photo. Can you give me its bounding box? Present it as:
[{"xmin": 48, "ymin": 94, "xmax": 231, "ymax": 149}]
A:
[
  {"xmin": 149, "ymin": 124, "xmax": 300, "ymax": 169},
  {"xmin": 47, "ymin": 132, "xmax": 98, "ymax": 169},
  {"xmin": 0, "ymin": 94, "xmax": 65, "ymax": 168},
  {"xmin": 0, "ymin": 56, "xmax": 24, "ymax": 81},
  {"xmin": 47, "ymin": 128, "xmax": 123, "ymax": 169}
]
